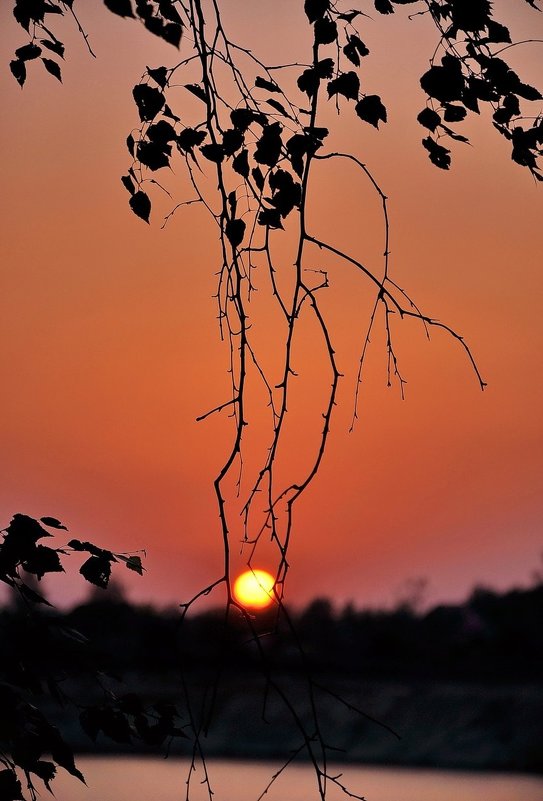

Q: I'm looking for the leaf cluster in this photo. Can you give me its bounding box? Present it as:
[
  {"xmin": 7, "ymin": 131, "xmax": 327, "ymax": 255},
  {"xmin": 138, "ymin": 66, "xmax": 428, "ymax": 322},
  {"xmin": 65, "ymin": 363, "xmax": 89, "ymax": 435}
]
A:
[{"xmin": 0, "ymin": 514, "xmax": 150, "ymax": 801}]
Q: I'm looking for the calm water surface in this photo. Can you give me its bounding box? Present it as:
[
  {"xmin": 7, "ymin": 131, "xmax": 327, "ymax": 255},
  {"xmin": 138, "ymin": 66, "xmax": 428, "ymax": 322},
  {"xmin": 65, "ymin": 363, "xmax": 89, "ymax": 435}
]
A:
[{"xmin": 51, "ymin": 757, "xmax": 543, "ymax": 801}]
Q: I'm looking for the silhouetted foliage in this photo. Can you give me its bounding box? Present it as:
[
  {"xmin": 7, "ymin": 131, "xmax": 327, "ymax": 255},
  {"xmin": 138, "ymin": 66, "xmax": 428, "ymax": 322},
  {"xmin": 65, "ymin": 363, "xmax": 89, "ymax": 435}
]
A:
[{"xmin": 0, "ymin": 514, "xmax": 187, "ymax": 801}]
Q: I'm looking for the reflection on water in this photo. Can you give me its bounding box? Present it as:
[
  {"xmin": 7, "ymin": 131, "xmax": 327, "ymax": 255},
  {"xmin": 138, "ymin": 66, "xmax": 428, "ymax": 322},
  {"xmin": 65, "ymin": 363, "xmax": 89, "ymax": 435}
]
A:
[{"xmin": 51, "ymin": 757, "xmax": 543, "ymax": 801}]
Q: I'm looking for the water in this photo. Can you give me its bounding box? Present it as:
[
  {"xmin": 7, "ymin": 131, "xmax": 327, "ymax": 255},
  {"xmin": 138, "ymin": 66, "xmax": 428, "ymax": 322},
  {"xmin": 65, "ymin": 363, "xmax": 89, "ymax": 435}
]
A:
[{"xmin": 48, "ymin": 756, "xmax": 543, "ymax": 801}]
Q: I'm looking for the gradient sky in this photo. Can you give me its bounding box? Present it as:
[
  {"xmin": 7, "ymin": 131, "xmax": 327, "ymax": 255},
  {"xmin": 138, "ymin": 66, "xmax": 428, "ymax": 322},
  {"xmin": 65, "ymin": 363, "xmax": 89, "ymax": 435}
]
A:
[{"xmin": 1, "ymin": 2, "xmax": 542, "ymax": 611}]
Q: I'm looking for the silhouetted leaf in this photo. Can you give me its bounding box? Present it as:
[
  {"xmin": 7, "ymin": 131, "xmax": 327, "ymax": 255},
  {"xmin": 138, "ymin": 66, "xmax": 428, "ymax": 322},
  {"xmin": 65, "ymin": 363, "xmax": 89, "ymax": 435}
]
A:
[
  {"xmin": 230, "ymin": 107, "xmax": 267, "ymax": 131},
  {"xmin": 23, "ymin": 545, "xmax": 64, "ymax": 579},
  {"xmin": 40, "ymin": 38, "xmax": 65, "ymax": 58},
  {"xmin": 266, "ymin": 98, "xmax": 289, "ymax": 116},
  {"xmin": 516, "ymin": 82, "xmax": 543, "ymax": 101},
  {"xmin": 121, "ymin": 174, "xmax": 136, "ymax": 194},
  {"xmin": 420, "ymin": 56, "xmax": 464, "ymax": 103},
  {"xmin": 10, "ymin": 59, "xmax": 26, "ymax": 86},
  {"xmin": 258, "ymin": 208, "xmax": 283, "ymax": 229},
  {"xmin": 103, "ymin": 0, "xmax": 135, "ymax": 17},
  {"xmin": 31, "ymin": 761, "xmax": 56, "ymax": 791},
  {"xmin": 40, "ymin": 516, "xmax": 67, "ymax": 529},
  {"xmin": 314, "ymin": 17, "xmax": 337, "ymax": 45},
  {"xmin": 355, "ymin": 95, "xmax": 387, "ymax": 128},
  {"xmin": 15, "ymin": 43, "xmax": 41, "ymax": 60},
  {"xmin": 343, "ymin": 35, "xmax": 369, "ymax": 67},
  {"xmin": 158, "ymin": 21, "xmax": 182, "ymax": 47},
  {"xmin": 422, "ymin": 136, "xmax": 451, "ymax": 169},
  {"xmin": 19, "ymin": 581, "xmax": 52, "ymax": 605},
  {"xmin": 374, "ymin": 0, "xmax": 394, "ymax": 13},
  {"xmin": 225, "ymin": 218, "xmax": 246, "ymax": 249},
  {"xmin": 255, "ymin": 76, "xmax": 281, "ymax": 93},
  {"xmin": 80, "ymin": 555, "xmax": 112, "ymax": 589},
  {"xmin": 232, "ymin": 149, "xmax": 249, "ymax": 179},
  {"xmin": 297, "ymin": 58, "xmax": 334, "ymax": 98},
  {"xmin": 125, "ymin": 555, "xmax": 144, "ymax": 574},
  {"xmin": 269, "ymin": 169, "xmax": 302, "ymax": 217},
  {"xmin": 127, "ymin": 133, "xmax": 136, "ymax": 156},
  {"xmin": 443, "ymin": 104, "xmax": 467, "ymax": 123},
  {"xmin": 184, "ymin": 83, "xmax": 207, "ymax": 103},
  {"xmin": 451, "ymin": 0, "xmax": 492, "ymax": 33},
  {"xmin": 222, "ymin": 128, "xmax": 244, "ymax": 156},
  {"xmin": 137, "ymin": 140, "xmax": 171, "ymax": 170},
  {"xmin": 252, "ymin": 166, "xmax": 265, "ymax": 191},
  {"xmin": 133, "ymin": 83, "xmax": 164, "ymax": 121},
  {"xmin": 327, "ymin": 71, "xmax": 359, "ymax": 101},
  {"xmin": 486, "ymin": 19, "xmax": 511, "ymax": 43},
  {"xmin": 177, "ymin": 127, "xmax": 206, "ymax": 153},
  {"xmin": 440, "ymin": 124, "xmax": 469, "ymax": 143},
  {"xmin": 255, "ymin": 122, "xmax": 283, "ymax": 167},
  {"xmin": 493, "ymin": 94, "xmax": 520, "ymax": 124},
  {"xmin": 147, "ymin": 119, "xmax": 176, "ymax": 143},
  {"xmin": 129, "ymin": 190, "xmax": 151, "ymax": 222},
  {"xmin": 147, "ymin": 65, "xmax": 168, "ymax": 88},
  {"xmin": 200, "ymin": 143, "xmax": 224, "ymax": 163},
  {"xmin": 42, "ymin": 58, "xmax": 61, "ymax": 82},
  {"xmin": 417, "ymin": 107, "xmax": 441, "ymax": 132},
  {"xmin": 304, "ymin": 0, "xmax": 329, "ymax": 23}
]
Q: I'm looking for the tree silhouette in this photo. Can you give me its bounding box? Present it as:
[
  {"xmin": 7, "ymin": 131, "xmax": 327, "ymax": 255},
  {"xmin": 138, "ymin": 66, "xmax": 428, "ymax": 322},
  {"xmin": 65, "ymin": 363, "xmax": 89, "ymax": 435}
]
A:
[{"xmin": 4, "ymin": 1, "xmax": 543, "ymax": 800}]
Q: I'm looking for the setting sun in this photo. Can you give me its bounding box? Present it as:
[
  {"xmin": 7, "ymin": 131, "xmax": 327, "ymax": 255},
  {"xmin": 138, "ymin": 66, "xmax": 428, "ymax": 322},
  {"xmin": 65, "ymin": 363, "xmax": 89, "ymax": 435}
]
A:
[{"xmin": 233, "ymin": 569, "xmax": 275, "ymax": 609}]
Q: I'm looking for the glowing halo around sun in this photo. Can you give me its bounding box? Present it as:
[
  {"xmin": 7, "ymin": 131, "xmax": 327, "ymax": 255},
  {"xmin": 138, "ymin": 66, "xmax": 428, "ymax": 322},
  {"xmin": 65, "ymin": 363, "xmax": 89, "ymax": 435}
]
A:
[{"xmin": 233, "ymin": 569, "xmax": 275, "ymax": 610}]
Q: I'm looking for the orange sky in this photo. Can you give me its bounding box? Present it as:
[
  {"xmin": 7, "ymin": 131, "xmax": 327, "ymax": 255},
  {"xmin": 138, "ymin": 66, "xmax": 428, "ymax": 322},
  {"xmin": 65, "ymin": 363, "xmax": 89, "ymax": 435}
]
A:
[{"xmin": 1, "ymin": 2, "xmax": 542, "ymax": 611}]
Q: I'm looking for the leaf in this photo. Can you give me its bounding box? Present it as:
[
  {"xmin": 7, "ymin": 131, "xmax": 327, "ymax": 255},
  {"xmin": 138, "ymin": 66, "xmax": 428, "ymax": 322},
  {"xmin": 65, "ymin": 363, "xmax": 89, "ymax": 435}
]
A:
[
  {"xmin": 42, "ymin": 58, "xmax": 61, "ymax": 82},
  {"xmin": 230, "ymin": 107, "xmax": 267, "ymax": 131},
  {"xmin": 31, "ymin": 761, "xmax": 56, "ymax": 792},
  {"xmin": 136, "ymin": 140, "xmax": 171, "ymax": 170},
  {"xmin": 420, "ymin": 56, "xmax": 464, "ymax": 104},
  {"xmin": 422, "ymin": 136, "xmax": 451, "ymax": 169},
  {"xmin": 255, "ymin": 76, "xmax": 281, "ymax": 93},
  {"xmin": 374, "ymin": 0, "xmax": 394, "ymax": 13},
  {"xmin": 133, "ymin": 83, "xmax": 164, "ymax": 121},
  {"xmin": 443, "ymin": 104, "xmax": 467, "ymax": 123},
  {"xmin": 258, "ymin": 208, "xmax": 283, "ymax": 229},
  {"xmin": 15, "ymin": 43, "xmax": 42, "ymax": 60},
  {"xmin": 343, "ymin": 35, "xmax": 369, "ymax": 67},
  {"xmin": 127, "ymin": 133, "xmax": 136, "ymax": 156},
  {"xmin": 297, "ymin": 59, "xmax": 334, "ymax": 99},
  {"xmin": 254, "ymin": 122, "xmax": 283, "ymax": 168},
  {"xmin": 222, "ymin": 128, "xmax": 244, "ymax": 156},
  {"xmin": 22, "ymin": 545, "xmax": 64, "ymax": 579},
  {"xmin": 266, "ymin": 98, "xmax": 289, "ymax": 117},
  {"xmin": 269, "ymin": 169, "xmax": 302, "ymax": 217},
  {"xmin": 200, "ymin": 143, "xmax": 224, "ymax": 163},
  {"xmin": 225, "ymin": 218, "xmax": 246, "ymax": 249},
  {"xmin": 103, "ymin": 0, "xmax": 135, "ymax": 17},
  {"xmin": 129, "ymin": 190, "xmax": 151, "ymax": 223},
  {"xmin": 121, "ymin": 174, "xmax": 136, "ymax": 194},
  {"xmin": 80, "ymin": 555, "xmax": 112, "ymax": 588},
  {"xmin": 486, "ymin": 19, "xmax": 511, "ymax": 44},
  {"xmin": 40, "ymin": 516, "xmax": 67, "ymax": 529},
  {"xmin": 252, "ymin": 166, "xmax": 265, "ymax": 191},
  {"xmin": 304, "ymin": 0, "xmax": 329, "ymax": 23},
  {"xmin": 147, "ymin": 65, "xmax": 168, "ymax": 88},
  {"xmin": 184, "ymin": 83, "xmax": 207, "ymax": 103},
  {"xmin": 314, "ymin": 17, "xmax": 337, "ymax": 45},
  {"xmin": 159, "ymin": 21, "xmax": 182, "ymax": 48},
  {"xmin": 516, "ymin": 82, "xmax": 543, "ymax": 101},
  {"xmin": 40, "ymin": 38, "xmax": 65, "ymax": 58},
  {"xmin": 10, "ymin": 59, "xmax": 26, "ymax": 87},
  {"xmin": 19, "ymin": 582, "xmax": 52, "ymax": 606},
  {"xmin": 232, "ymin": 149, "xmax": 250, "ymax": 179},
  {"xmin": 327, "ymin": 71, "xmax": 360, "ymax": 101},
  {"xmin": 450, "ymin": 0, "xmax": 492, "ymax": 33},
  {"xmin": 147, "ymin": 119, "xmax": 177, "ymax": 143},
  {"xmin": 176, "ymin": 127, "xmax": 206, "ymax": 153},
  {"xmin": 355, "ymin": 95, "xmax": 387, "ymax": 128},
  {"xmin": 125, "ymin": 554, "xmax": 144, "ymax": 575},
  {"xmin": 417, "ymin": 107, "xmax": 441, "ymax": 132}
]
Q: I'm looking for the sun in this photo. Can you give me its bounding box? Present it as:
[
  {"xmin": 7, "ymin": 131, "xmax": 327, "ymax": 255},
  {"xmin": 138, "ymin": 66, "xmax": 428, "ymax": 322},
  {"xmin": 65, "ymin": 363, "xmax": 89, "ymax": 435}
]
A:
[{"xmin": 233, "ymin": 569, "xmax": 275, "ymax": 610}]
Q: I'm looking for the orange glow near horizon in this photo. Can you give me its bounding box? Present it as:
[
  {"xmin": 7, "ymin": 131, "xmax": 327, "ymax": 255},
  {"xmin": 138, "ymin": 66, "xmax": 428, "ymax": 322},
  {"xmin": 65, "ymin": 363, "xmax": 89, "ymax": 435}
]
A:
[{"xmin": 233, "ymin": 570, "xmax": 275, "ymax": 610}]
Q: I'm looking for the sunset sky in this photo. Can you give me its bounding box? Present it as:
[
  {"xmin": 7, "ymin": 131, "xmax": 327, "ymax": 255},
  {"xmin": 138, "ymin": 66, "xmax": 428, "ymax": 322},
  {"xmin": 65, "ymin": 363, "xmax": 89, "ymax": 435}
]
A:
[{"xmin": 1, "ymin": 1, "xmax": 542, "ymax": 612}]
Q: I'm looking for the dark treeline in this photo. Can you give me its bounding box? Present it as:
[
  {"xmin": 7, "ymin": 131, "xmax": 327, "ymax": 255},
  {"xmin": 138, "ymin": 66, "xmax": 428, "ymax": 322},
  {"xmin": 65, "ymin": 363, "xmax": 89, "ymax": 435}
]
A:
[{"xmin": 2, "ymin": 579, "xmax": 541, "ymax": 684}]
